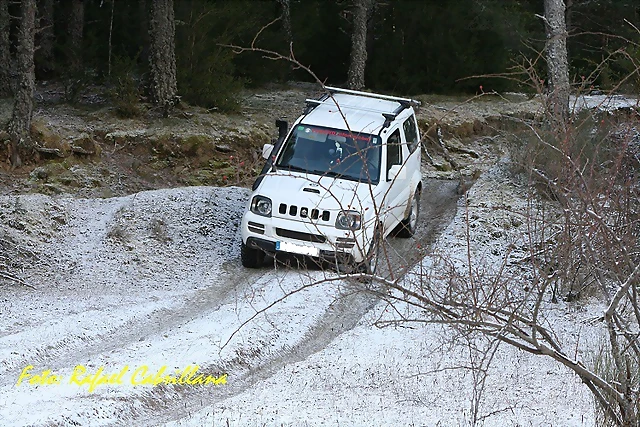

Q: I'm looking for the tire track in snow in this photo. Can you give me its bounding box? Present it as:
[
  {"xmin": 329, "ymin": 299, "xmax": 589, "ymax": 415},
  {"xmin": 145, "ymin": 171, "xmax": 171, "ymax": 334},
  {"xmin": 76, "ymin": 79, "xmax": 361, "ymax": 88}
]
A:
[
  {"xmin": 0, "ymin": 187, "xmax": 257, "ymax": 384},
  {"xmin": 0, "ymin": 180, "xmax": 459, "ymax": 426},
  {"xmin": 124, "ymin": 179, "xmax": 461, "ymax": 426}
]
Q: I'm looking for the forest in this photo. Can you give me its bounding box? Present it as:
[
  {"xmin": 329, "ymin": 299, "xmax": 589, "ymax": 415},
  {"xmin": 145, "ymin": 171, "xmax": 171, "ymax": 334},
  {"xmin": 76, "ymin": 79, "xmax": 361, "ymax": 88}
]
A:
[{"xmin": 2, "ymin": 0, "xmax": 639, "ymax": 112}]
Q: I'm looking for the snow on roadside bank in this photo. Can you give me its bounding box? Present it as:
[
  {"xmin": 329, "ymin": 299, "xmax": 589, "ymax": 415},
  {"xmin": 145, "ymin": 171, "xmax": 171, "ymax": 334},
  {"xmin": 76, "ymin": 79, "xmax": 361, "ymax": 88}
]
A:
[
  {"xmin": 165, "ymin": 161, "xmax": 598, "ymax": 427},
  {"xmin": 573, "ymin": 93, "xmax": 639, "ymax": 112},
  {"xmin": 0, "ymin": 186, "xmax": 350, "ymax": 426},
  {"xmin": 1, "ymin": 162, "xmax": 602, "ymax": 426}
]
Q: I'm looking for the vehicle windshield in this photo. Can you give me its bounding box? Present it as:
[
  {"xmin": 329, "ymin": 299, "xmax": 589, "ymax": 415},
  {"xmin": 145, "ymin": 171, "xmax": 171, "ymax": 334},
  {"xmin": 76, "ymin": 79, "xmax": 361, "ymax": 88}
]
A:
[{"xmin": 275, "ymin": 124, "xmax": 381, "ymax": 184}]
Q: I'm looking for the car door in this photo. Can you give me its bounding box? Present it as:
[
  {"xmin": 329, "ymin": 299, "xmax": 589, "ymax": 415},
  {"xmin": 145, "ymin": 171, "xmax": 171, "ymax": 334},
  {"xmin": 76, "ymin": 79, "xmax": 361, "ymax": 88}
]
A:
[
  {"xmin": 402, "ymin": 114, "xmax": 420, "ymax": 178},
  {"xmin": 381, "ymin": 128, "xmax": 410, "ymax": 233}
]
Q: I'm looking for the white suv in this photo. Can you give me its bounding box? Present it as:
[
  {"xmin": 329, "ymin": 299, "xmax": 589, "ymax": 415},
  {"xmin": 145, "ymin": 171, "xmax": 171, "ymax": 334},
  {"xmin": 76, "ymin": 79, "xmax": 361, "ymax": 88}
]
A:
[{"xmin": 240, "ymin": 86, "xmax": 422, "ymax": 273}]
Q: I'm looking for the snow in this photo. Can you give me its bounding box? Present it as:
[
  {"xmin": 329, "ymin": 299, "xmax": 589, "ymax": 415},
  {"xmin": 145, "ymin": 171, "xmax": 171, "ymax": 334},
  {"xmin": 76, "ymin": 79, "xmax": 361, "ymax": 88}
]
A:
[
  {"xmin": 572, "ymin": 94, "xmax": 639, "ymax": 112},
  {"xmin": 1, "ymin": 161, "xmax": 601, "ymax": 426},
  {"xmin": 160, "ymin": 160, "xmax": 599, "ymax": 427}
]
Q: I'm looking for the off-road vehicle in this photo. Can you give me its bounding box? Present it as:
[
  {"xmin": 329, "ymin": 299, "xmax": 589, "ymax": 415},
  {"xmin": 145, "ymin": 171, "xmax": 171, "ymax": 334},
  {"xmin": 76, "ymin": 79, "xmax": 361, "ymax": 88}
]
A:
[{"xmin": 240, "ymin": 86, "xmax": 422, "ymax": 273}]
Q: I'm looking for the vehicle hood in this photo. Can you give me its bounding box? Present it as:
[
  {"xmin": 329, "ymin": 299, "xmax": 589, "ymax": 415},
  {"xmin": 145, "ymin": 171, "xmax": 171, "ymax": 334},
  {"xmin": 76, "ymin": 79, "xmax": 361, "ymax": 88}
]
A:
[{"xmin": 255, "ymin": 171, "xmax": 375, "ymax": 214}]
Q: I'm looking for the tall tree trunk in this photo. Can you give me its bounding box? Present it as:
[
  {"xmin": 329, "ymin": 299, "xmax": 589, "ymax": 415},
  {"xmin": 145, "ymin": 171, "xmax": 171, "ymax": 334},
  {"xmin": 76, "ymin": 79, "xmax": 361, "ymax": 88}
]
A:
[
  {"xmin": 149, "ymin": 0, "xmax": 177, "ymax": 116},
  {"xmin": 347, "ymin": 0, "xmax": 373, "ymax": 90},
  {"xmin": 277, "ymin": 0, "xmax": 293, "ymax": 50},
  {"xmin": 69, "ymin": 0, "xmax": 83, "ymax": 73},
  {"xmin": 8, "ymin": 0, "xmax": 37, "ymax": 167},
  {"xmin": 36, "ymin": 0, "xmax": 55, "ymax": 77},
  {"xmin": 544, "ymin": 0, "xmax": 570, "ymax": 130},
  {"xmin": 0, "ymin": 0, "xmax": 12, "ymax": 96},
  {"xmin": 107, "ymin": 0, "xmax": 114, "ymax": 77}
]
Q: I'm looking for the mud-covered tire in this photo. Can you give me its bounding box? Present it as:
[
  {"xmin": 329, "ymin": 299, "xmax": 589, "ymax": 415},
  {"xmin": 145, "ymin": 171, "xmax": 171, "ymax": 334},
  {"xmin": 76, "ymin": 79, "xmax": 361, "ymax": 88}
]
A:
[
  {"xmin": 366, "ymin": 239, "xmax": 380, "ymax": 275},
  {"xmin": 359, "ymin": 228, "xmax": 382, "ymax": 275},
  {"xmin": 241, "ymin": 242, "xmax": 264, "ymax": 268},
  {"xmin": 397, "ymin": 188, "xmax": 420, "ymax": 238}
]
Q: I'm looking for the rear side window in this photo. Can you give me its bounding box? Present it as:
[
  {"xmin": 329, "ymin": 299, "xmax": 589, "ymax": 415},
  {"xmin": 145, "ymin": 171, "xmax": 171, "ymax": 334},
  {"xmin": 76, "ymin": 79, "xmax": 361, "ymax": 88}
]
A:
[
  {"xmin": 403, "ymin": 116, "xmax": 419, "ymax": 153},
  {"xmin": 386, "ymin": 129, "xmax": 402, "ymax": 173}
]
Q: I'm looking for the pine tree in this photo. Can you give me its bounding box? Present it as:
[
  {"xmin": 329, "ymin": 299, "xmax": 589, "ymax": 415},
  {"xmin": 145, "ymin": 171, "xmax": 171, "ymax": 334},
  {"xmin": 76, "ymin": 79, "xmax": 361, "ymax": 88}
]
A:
[
  {"xmin": 0, "ymin": 0, "xmax": 12, "ymax": 96},
  {"xmin": 347, "ymin": 0, "xmax": 374, "ymax": 90},
  {"xmin": 7, "ymin": 0, "xmax": 38, "ymax": 167},
  {"xmin": 149, "ymin": 0, "xmax": 177, "ymax": 116},
  {"xmin": 277, "ymin": 0, "xmax": 293, "ymax": 50},
  {"xmin": 544, "ymin": 0, "xmax": 570, "ymax": 129}
]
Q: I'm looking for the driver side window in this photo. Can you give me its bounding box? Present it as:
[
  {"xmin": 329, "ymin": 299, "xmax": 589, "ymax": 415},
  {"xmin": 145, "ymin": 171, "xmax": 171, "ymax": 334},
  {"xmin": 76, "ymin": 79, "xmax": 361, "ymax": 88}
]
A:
[{"xmin": 386, "ymin": 129, "xmax": 402, "ymax": 174}]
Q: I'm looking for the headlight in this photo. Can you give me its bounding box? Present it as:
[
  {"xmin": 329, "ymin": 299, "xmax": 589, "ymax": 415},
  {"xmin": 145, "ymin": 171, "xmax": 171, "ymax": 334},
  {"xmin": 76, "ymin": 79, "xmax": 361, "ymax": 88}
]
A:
[
  {"xmin": 335, "ymin": 210, "xmax": 362, "ymax": 230},
  {"xmin": 250, "ymin": 195, "xmax": 272, "ymax": 217}
]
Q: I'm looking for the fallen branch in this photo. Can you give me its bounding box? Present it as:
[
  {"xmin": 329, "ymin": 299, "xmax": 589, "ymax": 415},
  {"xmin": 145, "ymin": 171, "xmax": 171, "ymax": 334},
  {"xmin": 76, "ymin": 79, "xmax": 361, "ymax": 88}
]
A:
[{"xmin": 0, "ymin": 271, "xmax": 36, "ymax": 289}]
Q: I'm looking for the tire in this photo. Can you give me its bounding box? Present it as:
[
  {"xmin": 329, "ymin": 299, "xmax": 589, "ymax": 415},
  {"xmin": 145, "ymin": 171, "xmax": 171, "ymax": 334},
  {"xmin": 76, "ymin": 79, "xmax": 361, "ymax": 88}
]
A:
[
  {"xmin": 241, "ymin": 241, "xmax": 264, "ymax": 268},
  {"xmin": 397, "ymin": 188, "xmax": 420, "ymax": 238},
  {"xmin": 366, "ymin": 239, "xmax": 380, "ymax": 275},
  {"xmin": 360, "ymin": 227, "xmax": 382, "ymax": 275}
]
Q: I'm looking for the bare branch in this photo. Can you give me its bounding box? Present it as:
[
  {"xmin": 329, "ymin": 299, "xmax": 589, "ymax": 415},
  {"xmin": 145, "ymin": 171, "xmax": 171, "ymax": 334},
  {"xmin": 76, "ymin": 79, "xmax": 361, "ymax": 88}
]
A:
[{"xmin": 0, "ymin": 271, "xmax": 36, "ymax": 289}]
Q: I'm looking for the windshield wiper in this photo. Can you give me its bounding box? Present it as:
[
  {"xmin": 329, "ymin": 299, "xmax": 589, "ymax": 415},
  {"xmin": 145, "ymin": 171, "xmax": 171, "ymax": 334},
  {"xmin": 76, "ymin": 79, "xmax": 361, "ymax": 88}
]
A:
[
  {"xmin": 276, "ymin": 164, "xmax": 308, "ymax": 173},
  {"xmin": 277, "ymin": 166, "xmax": 349, "ymax": 180},
  {"xmin": 310, "ymin": 169, "xmax": 347, "ymax": 179}
]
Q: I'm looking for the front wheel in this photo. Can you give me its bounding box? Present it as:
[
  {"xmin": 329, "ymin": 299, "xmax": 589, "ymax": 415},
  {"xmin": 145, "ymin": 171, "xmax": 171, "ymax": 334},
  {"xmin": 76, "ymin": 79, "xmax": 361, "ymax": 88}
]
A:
[
  {"xmin": 397, "ymin": 188, "xmax": 420, "ymax": 238},
  {"xmin": 241, "ymin": 242, "xmax": 264, "ymax": 268},
  {"xmin": 359, "ymin": 228, "xmax": 382, "ymax": 275}
]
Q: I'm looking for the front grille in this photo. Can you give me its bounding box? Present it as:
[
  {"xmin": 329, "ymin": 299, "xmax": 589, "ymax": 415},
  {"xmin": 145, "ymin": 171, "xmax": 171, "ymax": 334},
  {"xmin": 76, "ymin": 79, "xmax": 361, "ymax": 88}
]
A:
[
  {"xmin": 276, "ymin": 228, "xmax": 326, "ymax": 243},
  {"xmin": 279, "ymin": 203, "xmax": 330, "ymax": 222}
]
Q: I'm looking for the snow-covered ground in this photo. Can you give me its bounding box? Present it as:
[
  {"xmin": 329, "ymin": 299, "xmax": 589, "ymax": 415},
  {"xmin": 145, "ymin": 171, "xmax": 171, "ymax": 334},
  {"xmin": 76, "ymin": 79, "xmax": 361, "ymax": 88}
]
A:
[
  {"xmin": 162, "ymin": 161, "xmax": 600, "ymax": 427},
  {"xmin": 573, "ymin": 93, "xmax": 640, "ymax": 112},
  {"xmin": 0, "ymin": 157, "xmax": 603, "ymax": 426}
]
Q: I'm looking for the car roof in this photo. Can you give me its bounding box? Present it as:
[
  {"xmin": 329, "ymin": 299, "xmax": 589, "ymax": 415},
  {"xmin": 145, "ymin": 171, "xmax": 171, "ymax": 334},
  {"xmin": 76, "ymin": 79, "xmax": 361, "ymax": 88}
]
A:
[{"xmin": 299, "ymin": 93, "xmax": 413, "ymax": 136}]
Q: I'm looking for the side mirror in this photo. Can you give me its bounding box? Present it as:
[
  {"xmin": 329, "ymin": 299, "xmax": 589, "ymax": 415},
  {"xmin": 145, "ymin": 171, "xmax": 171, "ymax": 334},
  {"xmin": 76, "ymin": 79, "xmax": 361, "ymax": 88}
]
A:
[
  {"xmin": 262, "ymin": 143, "xmax": 274, "ymax": 160},
  {"xmin": 387, "ymin": 164, "xmax": 403, "ymax": 181}
]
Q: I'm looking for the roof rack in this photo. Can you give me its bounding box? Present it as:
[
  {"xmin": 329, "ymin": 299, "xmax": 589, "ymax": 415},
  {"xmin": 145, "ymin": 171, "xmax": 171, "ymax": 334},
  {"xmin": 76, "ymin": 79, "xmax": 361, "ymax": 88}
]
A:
[
  {"xmin": 324, "ymin": 86, "xmax": 421, "ymax": 107},
  {"xmin": 304, "ymin": 93, "xmax": 330, "ymax": 114},
  {"xmin": 302, "ymin": 87, "xmax": 421, "ymax": 129},
  {"xmin": 320, "ymin": 86, "xmax": 420, "ymax": 129}
]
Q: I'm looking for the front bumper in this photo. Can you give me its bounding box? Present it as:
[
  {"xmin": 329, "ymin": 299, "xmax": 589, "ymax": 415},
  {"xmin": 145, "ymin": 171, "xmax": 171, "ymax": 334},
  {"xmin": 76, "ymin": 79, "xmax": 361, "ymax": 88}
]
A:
[
  {"xmin": 241, "ymin": 211, "xmax": 371, "ymax": 263},
  {"xmin": 245, "ymin": 236, "xmax": 356, "ymax": 265}
]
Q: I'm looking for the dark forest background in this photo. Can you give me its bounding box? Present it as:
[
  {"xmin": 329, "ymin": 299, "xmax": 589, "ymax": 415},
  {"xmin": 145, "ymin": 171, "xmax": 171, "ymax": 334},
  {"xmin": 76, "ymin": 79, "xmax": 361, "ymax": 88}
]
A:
[{"xmin": 7, "ymin": 0, "xmax": 640, "ymax": 111}]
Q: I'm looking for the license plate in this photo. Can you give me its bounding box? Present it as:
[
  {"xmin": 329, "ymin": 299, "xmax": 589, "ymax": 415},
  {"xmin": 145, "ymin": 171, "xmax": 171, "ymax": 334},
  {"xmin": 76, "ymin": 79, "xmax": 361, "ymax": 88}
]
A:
[{"xmin": 276, "ymin": 241, "xmax": 319, "ymax": 257}]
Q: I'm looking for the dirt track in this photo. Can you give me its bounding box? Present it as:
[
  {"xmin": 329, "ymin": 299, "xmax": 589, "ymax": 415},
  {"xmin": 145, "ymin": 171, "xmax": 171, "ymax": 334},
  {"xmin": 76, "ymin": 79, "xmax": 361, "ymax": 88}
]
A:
[{"xmin": 0, "ymin": 178, "xmax": 459, "ymax": 426}]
